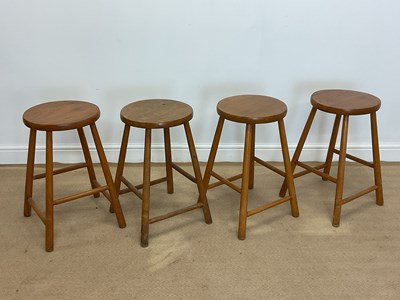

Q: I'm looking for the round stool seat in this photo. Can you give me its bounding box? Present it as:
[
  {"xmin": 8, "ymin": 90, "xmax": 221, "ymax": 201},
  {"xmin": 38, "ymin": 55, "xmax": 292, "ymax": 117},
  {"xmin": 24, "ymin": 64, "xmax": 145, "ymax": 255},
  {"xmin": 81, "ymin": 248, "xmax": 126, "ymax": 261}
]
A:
[
  {"xmin": 217, "ymin": 95, "xmax": 287, "ymax": 124},
  {"xmin": 311, "ymin": 89, "xmax": 381, "ymax": 115},
  {"xmin": 121, "ymin": 99, "xmax": 193, "ymax": 129},
  {"xmin": 23, "ymin": 100, "xmax": 100, "ymax": 131}
]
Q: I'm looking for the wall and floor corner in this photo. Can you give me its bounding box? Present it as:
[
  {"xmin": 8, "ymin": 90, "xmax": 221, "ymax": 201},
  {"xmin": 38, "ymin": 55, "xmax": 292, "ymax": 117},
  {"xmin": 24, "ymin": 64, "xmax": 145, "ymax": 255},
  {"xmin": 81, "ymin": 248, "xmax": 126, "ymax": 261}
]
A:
[{"xmin": 1, "ymin": 1, "xmax": 399, "ymax": 164}]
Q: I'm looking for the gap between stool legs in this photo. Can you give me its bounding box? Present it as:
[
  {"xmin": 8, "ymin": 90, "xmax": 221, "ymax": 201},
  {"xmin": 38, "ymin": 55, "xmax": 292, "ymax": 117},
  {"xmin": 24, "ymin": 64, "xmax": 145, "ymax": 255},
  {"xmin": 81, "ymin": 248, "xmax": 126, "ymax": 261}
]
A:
[
  {"xmin": 323, "ymin": 115, "xmax": 341, "ymax": 180},
  {"xmin": 184, "ymin": 122, "xmax": 212, "ymax": 224},
  {"xmin": 90, "ymin": 123, "xmax": 126, "ymax": 228},
  {"xmin": 45, "ymin": 131, "xmax": 54, "ymax": 252},
  {"xmin": 24, "ymin": 129, "xmax": 36, "ymax": 217},
  {"xmin": 279, "ymin": 107, "xmax": 317, "ymax": 197},
  {"xmin": 278, "ymin": 119, "xmax": 299, "ymax": 217},
  {"xmin": 164, "ymin": 128, "xmax": 174, "ymax": 194},
  {"xmin": 238, "ymin": 123, "xmax": 253, "ymax": 240},
  {"xmin": 77, "ymin": 127, "xmax": 100, "ymax": 198},
  {"xmin": 332, "ymin": 115, "xmax": 349, "ymax": 227},
  {"xmin": 370, "ymin": 112, "xmax": 384, "ymax": 206}
]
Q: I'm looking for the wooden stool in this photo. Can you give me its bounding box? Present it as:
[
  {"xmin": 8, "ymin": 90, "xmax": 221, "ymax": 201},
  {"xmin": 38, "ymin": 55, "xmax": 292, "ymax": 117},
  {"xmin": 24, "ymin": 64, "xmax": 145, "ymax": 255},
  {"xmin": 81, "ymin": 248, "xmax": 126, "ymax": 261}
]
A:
[
  {"xmin": 114, "ymin": 99, "xmax": 212, "ymax": 247},
  {"xmin": 203, "ymin": 95, "xmax": 299, "ymax": 240},
  {"xmin": 23, "ymin": 100, "xmax": 126, "ymax": 252},
  {"xmin": 280, "ymin": 89, "xmax": 384, "ymax": 226}
]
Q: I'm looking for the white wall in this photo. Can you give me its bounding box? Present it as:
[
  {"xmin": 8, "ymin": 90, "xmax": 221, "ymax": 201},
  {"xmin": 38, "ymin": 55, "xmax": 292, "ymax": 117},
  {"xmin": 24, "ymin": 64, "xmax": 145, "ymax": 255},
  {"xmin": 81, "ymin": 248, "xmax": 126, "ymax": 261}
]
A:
[{"xmin": 1, "ymin": 0, "xmax": 399, "ymax": 163}]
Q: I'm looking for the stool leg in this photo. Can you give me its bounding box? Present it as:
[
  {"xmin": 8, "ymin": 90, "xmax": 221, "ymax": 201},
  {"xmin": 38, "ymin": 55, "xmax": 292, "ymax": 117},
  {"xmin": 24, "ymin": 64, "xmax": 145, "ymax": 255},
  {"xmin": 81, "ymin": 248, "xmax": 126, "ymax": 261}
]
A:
[
  {"xmin": 141, "ymin": 128, "xmax": 152, "ymax": 247},
  {"xmin": 249, "ymin": 124, "xmax": 256, "ymax": 190},
  {"xmin": 323, "ymin": 115, "xmax": 341, "ymax": 180},
  {"xmin": 280, "ymin": 107, "xmax": 317, "ymax": 197},
  {"xmin": 115, "ymin": 124, "xmax": 131, "ymax": 196},
  {"xmin": 164, "ymin": 128, "xmax": 174, "ymax": 194},
  {"xmin": 184, "ymin": 122, "xmax": 212, "ymax": 224},
  {"xmin": 77, "ymin": 127, "xmax": 99, "ymax": 198},
  {"xmin": 278, "ymin": 119, "xmax": 299, "ymax": 217},
  {"xmin": 203, "ymin": 117, "xmax": 225, "ymax": 191},
  {"xmin": 90, "ymin": 123, "xmax": 126, "ymax": 228},
  {"xmin": 370, "ymin": 112, "xmax": 383, "ymax": 206},
  {"xmin": 45, "ymin": 131, "xmax": 54, "ymax": 252},
  {"xmin": 332, "ymin": 115, "xmax": 349, "ymax": 227},
  {"xmin": 238, "ymin": 124, "xmax": 253, "ymax": 240},
  {"xmin": 24, "ymin": 129, "xmax": 36, "ymax": 217}
]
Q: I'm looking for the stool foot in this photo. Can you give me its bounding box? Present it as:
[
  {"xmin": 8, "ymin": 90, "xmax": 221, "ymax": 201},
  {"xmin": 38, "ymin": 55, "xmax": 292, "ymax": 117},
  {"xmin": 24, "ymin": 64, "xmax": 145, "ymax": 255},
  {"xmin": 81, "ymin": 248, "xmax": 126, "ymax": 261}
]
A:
[
  {"xmin": 24, "ymin": 208, "xmax": 31, "ymax": 218},
  {"xmin": 278, "ymin": 189, "xmax": 286, "ymax": 198},
  {"xmin": 45, "ymin": 243, "xmax": 54, "ymax": 252},
  {"xmin": 141, "ymin": 240, "xmax": 149, "ymax": 248},
  {"xmin": 332, "ymin": 205, "xmax": 341, "ymax": 227},
  {"xmin": 289, "ymin": 195, "xmax": 299, "ymax": 217},
  {"xmin": 204, "ymin": 211, "xmax": 213, "ymax": 224}
]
